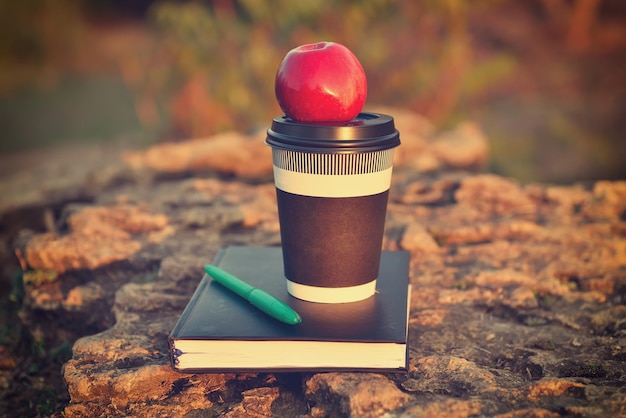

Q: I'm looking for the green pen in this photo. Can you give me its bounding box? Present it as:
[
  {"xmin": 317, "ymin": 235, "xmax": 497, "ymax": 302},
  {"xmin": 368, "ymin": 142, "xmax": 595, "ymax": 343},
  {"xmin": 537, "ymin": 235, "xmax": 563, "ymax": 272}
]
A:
[{"xmin": 204, "ymin": 265, "xmax": 302, "ymax": 325}]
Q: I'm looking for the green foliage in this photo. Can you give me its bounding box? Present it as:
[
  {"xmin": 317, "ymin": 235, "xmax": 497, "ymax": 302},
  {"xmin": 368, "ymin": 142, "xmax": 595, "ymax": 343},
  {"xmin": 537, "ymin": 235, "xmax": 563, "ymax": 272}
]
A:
[
  {"xmin": 36, "ymin": 389, "xmax": 58, "ymax": 417},
  {"xmin": 31, "ymin": 334, "xmax": 46, "ymax": 358},
  {"xmin": 461, "ymin": 54, "xmax": 518, "ymax": 97},
  {"xmin": 0, "ymin": 0, "xmax": 85, "ymax": 93},
  {"xmin": 22, "ymin": 269, "xmax": 58, "ymax": 286},
  {"xmin": 0, "ymin": 0, "xmax": 524, "ymax": 137},
  {"xmin": 49, "ymin": 340, "xmax": 73, "ymax": 365},
  {"xmin": 2, "ymin": 0, "xmax": 622, "ymax": 182},
  {"xmin": 10, "ymin": 268, "xmax": 25, "ymax": 304},
  {"xmin": 140, "ymin": 0, "xmax": 516, "ymax": 136}
]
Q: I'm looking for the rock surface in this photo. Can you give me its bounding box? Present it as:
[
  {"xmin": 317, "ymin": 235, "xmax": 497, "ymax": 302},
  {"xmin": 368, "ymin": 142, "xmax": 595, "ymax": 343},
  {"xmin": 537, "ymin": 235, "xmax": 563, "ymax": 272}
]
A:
[{"xmin": 1, "ymin": 109, "xmax": 625, "ymax": 417}]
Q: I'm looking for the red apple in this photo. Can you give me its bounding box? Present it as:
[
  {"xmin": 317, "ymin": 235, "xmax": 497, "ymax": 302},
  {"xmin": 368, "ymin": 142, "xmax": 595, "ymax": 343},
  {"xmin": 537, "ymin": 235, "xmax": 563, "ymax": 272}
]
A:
[{"xmin": 274, "ymin": 41, "xmax": 367, "ymax": 123}]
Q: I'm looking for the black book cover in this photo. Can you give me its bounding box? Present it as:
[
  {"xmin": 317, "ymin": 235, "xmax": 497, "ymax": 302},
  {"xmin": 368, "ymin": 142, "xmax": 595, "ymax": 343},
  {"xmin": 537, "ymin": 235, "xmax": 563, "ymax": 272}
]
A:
[{"xmin": 169, "ymin": 245, "xmax": 410, "ymax": 372}]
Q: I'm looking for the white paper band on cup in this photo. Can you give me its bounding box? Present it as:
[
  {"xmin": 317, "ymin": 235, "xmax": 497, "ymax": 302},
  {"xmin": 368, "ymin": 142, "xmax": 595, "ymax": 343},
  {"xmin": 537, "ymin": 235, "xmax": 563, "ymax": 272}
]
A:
[
  {"xmin": 273, "ymin": 166, "xmax": 393, "ymax": 198},
  {"xmin": 286, "ymin": 279, "xmax": 376, "ymax": 303}
]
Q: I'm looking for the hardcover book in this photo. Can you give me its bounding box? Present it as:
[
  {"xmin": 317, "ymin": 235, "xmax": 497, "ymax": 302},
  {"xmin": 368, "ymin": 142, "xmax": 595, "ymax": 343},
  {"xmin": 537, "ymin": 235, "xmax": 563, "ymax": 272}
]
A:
[{"xmin": 168, "ymin": 245, "xmax": 410, "ymax": 372}]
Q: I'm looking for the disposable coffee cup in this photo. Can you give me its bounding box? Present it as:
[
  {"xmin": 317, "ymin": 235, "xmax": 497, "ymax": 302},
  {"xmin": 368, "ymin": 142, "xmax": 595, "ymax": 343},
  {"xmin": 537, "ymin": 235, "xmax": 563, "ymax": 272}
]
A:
[{"xmin": 266, "ymin": 112, "xmax": 400, "ymax": 303}]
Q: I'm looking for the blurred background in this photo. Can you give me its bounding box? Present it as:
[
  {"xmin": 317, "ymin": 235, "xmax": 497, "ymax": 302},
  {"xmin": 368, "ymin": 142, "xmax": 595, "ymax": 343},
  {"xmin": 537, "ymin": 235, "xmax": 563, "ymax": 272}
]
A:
[{"xmin": 0, "ymin": 0, "xmax": 624, "ymax": 183}]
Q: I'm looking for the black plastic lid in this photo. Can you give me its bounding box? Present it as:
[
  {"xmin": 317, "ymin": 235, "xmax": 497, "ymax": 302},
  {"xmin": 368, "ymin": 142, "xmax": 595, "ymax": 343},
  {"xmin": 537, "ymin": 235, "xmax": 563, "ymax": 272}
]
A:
[{"xmin": 266, "ymin": 112, "xmax": 400, "ymax": 153}]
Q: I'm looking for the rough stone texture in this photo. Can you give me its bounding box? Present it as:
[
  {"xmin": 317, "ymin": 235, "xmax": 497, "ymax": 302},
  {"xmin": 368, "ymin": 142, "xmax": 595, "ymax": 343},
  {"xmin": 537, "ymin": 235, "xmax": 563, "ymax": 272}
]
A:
[
  {"xmin": 122, "ymin": 131, "xmax": 274, "ymax": 179},
  {"xmin": 305, "ymin": 373, "xmax": 410, "ymax": 417},
  {"xmin": 2, "ymin": 111, "xmax": 625, "ymax": 417},
  {"xmin": 25, "ymin": 204, "xmax": 169, "ymax": 273}
]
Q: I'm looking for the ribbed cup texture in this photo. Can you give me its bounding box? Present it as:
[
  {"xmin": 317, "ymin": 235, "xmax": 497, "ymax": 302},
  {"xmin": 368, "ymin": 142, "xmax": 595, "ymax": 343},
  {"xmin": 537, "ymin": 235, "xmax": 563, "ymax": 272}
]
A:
[{"xmin": 272, "ymin": 149, "xmax": 393, "ymax": 175}]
